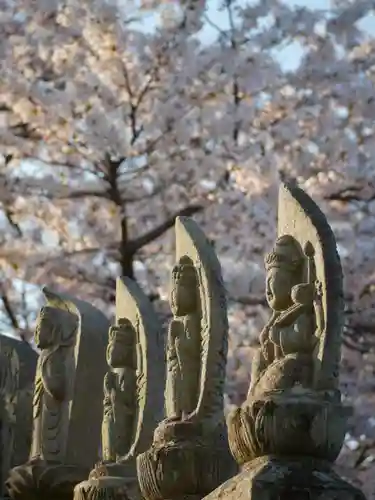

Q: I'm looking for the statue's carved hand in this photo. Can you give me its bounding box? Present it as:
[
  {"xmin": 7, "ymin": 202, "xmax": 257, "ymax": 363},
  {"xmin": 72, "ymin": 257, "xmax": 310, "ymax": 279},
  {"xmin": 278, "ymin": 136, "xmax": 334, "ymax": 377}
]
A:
[{"xmin": 291, "ymin": 283, "xmax": 314, "ymax": 306}]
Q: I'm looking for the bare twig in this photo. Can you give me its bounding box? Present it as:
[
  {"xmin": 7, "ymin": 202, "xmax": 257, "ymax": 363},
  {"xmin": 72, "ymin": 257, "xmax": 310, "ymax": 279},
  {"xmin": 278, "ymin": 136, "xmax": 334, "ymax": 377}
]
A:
[
  {"xmin": 129, "ymin": 203, "xmax": 204, "ymax": 253},
  {"xmin": 57, "ymin": 189, "xmax": 110, "ymax": 200},
  {"xmin": 0, "ymin": 284, "xmax": 19, "ymax": 329},
  {"xmin": 230, "ymin": 295, "xmax": 268, "ymax": 307},
  {"xmin": 324, "ymin": 184, "xmax": 375, "ymax": 203},
  {"xmin": 3, "ymin": 207, "xmax": 22, "ymax": 237}
]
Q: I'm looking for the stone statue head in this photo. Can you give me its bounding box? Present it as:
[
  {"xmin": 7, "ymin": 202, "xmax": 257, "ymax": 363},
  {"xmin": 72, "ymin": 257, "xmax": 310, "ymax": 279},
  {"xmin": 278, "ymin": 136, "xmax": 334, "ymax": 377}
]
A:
[
  {"xmin": 264, "ymin": 235, "xmax": 305, "ymax": 312},
  {"xmin": 170, "ymin": 256, "xmax": 198, "ymax": 316},
  {"xmin": 34, "ymin": 305, "xmax": 78, "ymax": 349},
  {"xmin": 106, "ymin": 318, "xmax": 135, "ymax": 369}
]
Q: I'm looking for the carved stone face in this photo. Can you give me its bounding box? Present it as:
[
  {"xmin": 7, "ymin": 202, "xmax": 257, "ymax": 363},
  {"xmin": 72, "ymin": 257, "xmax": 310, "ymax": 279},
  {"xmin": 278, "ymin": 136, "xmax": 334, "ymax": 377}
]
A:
[
  {"xmin": 107, "ymin": 321, "xmax": 135, "ymax": 369},
  {"xmin": 265, "ymin": 236, "xmax": 304, "ymax": 312},
  {"xmin": 266, "ymin": 268, "xmax": 295, "ymax": 311},
  {"xmin": 35, "ymin": 306, "xmax": 57, "ymax": 348},
  {"xmin": 35, "ymin": 306, "xmax": 77, "ymax": 349},
  {"xmin": 170, "ymin": 257, "xmax": 198, "ymax": 316}
]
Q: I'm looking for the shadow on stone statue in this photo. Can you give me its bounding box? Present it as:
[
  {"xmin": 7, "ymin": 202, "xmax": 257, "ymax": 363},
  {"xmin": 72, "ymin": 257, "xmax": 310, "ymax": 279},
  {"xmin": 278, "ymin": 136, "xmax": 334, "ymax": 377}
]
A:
[
  {"xmin": 6, "ymin": 288, "xmax": 109, "ymax": 500},
  {"xmin": 137, "ymin": 216, "xmax": 237, "ymax": 500},
  {"xmin": 74, "ymin": 277, "xmax": 165, "ymax": 500},
  {"xmin": 0, "ymin": 336, "xmax": 37, "ymax": 469},
  {"xmin": 203, "ymin": 183, "xmax": 366, "ymax": 500}
]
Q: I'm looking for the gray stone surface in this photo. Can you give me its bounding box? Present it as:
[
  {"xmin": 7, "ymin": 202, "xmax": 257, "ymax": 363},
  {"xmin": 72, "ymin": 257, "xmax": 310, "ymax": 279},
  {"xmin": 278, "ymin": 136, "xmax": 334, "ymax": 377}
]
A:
[
  {"xmin": 74, "ymin": 277, "xmax": 165, "ymax": 500},
  {"xmin": 6, "ymin": 288, "xmax": 110, "ymax": 500},
  {"xmin": 205, "ymin": 183, "xmax": 365, "ymax": 500},
  {"xmin": 0, "ymin": 336, "xmax": 37, "ymax": 469},
  {"xmin": 137, "ymin": 216, "xmax": 236, "ymax": 500}
]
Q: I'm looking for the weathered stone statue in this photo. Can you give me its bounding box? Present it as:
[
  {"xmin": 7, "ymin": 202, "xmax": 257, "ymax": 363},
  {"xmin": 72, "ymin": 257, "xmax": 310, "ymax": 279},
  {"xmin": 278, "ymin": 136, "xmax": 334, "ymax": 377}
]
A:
[
  {"xmin": 204, "ymin": 183, "xmax": 366, "ymax": 500},
  {"xmin": 74, "ymin": 277, "xmax": 165, "ymax": 500},
  {"xmin": 101, "ymin": 317, "xmax": 137, "ymax": 462},
  {"xmin": 0, "ymin": 343, "xmax": 19, "ymax": 494},
  {"xmin": 6, "ymin": 287, "xmax": 109, "ymax": 500},
  {"xmin": 137, "ymin": 216, "xmax": 237, "ymax": 500},
  {"xmin": 0, "ymin": 335, "xmax": 37, "ymax": 473},
  {"xmin": 165, "ymin": 254, "xmax": 201, "ymax": 418}
]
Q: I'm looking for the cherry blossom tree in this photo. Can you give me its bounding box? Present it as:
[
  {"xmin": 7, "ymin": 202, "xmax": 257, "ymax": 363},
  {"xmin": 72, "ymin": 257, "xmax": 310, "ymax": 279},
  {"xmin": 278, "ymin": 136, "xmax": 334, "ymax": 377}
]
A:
[
  {"xmin": 1, "ymin": 0, "xmax": 375, "ymax": 349},
  {"xmin": 2, "ymin": 0, "xmax": 375, "ymax": 492},
  {"xmin": 0, "ymin": 0, "xmax": 212, "ymax": 336}
]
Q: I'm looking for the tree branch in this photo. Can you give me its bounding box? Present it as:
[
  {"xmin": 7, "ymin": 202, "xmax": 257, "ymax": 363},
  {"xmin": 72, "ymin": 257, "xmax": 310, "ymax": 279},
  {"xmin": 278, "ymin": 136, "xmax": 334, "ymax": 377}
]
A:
[
  {"xmin": 0, "ymin": 285, "xmax": 19, "ymax": 329},
  {"xmin": 13, "ymin": 156, "xmax": 109, "ymax": 179},
  {"xmin": 57, "ymin": 189, "xmax": 110, "ymax": 200},
  {"xmin": 203, "ymin": 14, "xmax": 230, "ymax": 40},
  {"xmin": 3, "ymin": 207, "xmax": 22, "ymax": 237},
  {"xmin": 9, "ymin": 122, "xmax": 43, "ymax": 140},
  {"xmin": 134, "ymin": 74, "xmax": 155, "ymax": 109},
  {"xmin": 57, "ymin": 175, "xmax": 166, "ymax": 203},
  {"xmin": 229, "ymin": 295, "xmax": 268, "ymax": 307},
  {"xmin": 129, "ymin": 204, "xmax": 204, "ymax": 254},
  {"xmin": 324, "ymin": 185, "xmax": 375, "ymax": 203},
  {"xmin": 121, "ymin": 183, "xmax": 167, "ymax": 203}
]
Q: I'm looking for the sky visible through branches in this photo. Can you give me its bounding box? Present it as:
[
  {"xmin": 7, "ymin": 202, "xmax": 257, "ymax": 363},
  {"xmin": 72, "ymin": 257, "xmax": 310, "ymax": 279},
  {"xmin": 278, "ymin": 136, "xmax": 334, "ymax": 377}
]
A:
[
  {"xmin": 2, "ymin": 0, "xmax": 375, "ymax": 491},
  {"xmin": 2, "ymin": 0, "xmax": 375, "ymax": 353}
]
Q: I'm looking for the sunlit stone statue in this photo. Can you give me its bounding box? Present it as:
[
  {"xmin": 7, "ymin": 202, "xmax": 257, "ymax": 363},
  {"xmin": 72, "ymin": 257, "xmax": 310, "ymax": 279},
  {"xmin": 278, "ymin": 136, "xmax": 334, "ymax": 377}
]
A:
[
  {"xmin": 204, "ymin": 183, "xmax": 366, "ymax": 500},
  {"xmin": 6, "ymin": 287, "xmax": 109, "ymax": 500},
  {"xmin": 74, "ymin": 277, "xmax": 165, "ymax": 500},
  {"xmin": 137, "ymin": 217, "xmax": 236, "ymax": 500}
]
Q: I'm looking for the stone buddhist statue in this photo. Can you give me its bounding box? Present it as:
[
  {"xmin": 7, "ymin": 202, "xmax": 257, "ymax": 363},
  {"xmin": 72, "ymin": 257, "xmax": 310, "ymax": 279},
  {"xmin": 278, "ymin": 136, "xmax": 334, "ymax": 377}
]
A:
[
  {"xmin": 0, "ymin": 336, "xmax": 38, "ymax": 474},
  {"xmin": 203, "ymin": 183, "xmax": 366, "ymax": 500},
  {"xmin": 101, "ymin": 318, "xmax": 137, "ymax": 462},
  {"xmin": 137, "ymin": 216, "xmax": 236, "ymax": 500},
  {"xmin": 6, "ymin": 287, "xmax": 109, "ymax": 500},
  {"xmin": 0, "ymin": 344, "xmax": 19, "ymax": 495},
  {"xmin": 30, "ymin": 303, "xmax": 78, "ymax": 462},
  {"xmin": 165, "ymin": 255, "xmax": 201, "ymax": 418},
  {"xmin": 74, "ymin": 277, "xmax": 165, "ymax": 500},
  {"xmin": 248, "ymin": 234, "xmax": 321, "ymax": 399}
]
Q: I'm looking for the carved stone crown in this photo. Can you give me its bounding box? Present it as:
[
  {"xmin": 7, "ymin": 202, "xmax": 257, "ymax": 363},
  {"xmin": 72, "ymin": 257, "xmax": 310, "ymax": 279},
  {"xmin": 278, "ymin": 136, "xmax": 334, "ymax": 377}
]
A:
[
  {"xmin": 171, "ymin": 255, "xmax": 197, "ymax": 286},
  {"xmin": 264, "ymin": 234, "xmax": 304, "ymax": 273}
]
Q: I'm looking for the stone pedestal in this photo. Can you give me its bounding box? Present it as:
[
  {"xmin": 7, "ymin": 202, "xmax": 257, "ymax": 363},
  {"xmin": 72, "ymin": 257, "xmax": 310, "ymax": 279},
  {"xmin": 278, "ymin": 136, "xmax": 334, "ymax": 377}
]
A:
[
  {"xmin": 73, "ymin": 462, "xmax": 141, "ymax": 500},
  {"xmin": 228, "ymin": 391, "xmax": 350, "ymax": 465},
  {"xmin": 74, "ymin": 476, "xmax": 139, "ymax": 500},
  {"xmin": 137, "ymin": 419, "xmax": 236, "ymax": 500},
  {"xmin": 5, "ymin": 457, "xmax": 89, "ymax": 500},
  {"xmin": 203, "ymin": 392, "xmax": 366, "ymax": 500},
  {"xmin": 204, "ymin": 455, "xmax": 366, "ymax": 500}
]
